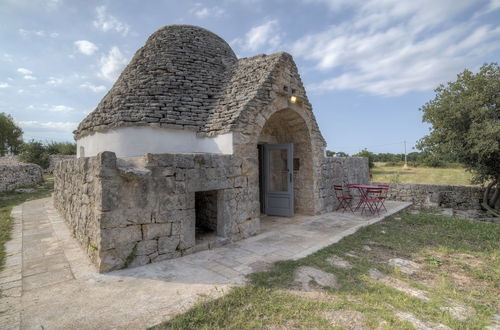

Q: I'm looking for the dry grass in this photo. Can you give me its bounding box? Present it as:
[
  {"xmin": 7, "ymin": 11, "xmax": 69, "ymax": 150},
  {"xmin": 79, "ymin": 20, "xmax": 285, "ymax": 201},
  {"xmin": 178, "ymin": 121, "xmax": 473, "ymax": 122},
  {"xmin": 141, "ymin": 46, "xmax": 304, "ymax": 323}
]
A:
[{"xmin": 371, "ymin": 165, "xmax": 475, "ymax": 185}]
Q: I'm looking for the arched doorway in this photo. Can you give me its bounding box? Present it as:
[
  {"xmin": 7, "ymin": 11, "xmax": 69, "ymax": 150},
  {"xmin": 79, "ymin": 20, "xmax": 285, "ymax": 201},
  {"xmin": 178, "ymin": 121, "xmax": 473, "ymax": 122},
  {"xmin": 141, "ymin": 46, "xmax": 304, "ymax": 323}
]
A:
[{"xmin": 257, "ymin": 109, "xmax": 315, "ymax": 216}]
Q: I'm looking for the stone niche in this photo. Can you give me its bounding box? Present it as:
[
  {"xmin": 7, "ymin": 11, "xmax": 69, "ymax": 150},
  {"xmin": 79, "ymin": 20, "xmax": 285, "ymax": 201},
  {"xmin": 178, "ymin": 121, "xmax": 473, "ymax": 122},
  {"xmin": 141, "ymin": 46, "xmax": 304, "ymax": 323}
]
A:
[{"xmin": 195, "ymin": 190, "xmax": 221, "ymax": 247}]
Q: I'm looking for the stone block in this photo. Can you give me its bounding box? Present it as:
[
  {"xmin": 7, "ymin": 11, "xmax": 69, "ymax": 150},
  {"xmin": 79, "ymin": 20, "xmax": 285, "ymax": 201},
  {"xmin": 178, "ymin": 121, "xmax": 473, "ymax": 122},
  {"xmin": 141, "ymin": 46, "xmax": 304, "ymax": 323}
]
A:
[
  {"xmin": 136, "ymin": 240, "xmax": 158, "ymax": 256},
  {"xmin": 179, "ymin": 211, "xmax": 195, "ymax": 250},
  {"xmin": 101, "ymin": 226, "xmax": 142, "ymax": 250},
  {"xmin": 175, "ymin": 155, "xmax": 195, "ymax": 168},
  {"xmin": 158, "ymin": 236, "xmax": 180, "ymax": 254},
  {"xmin": 142, "ymin": 223, "xmax": 172, "ymax": 240},
  {"xmin": 233, "ymin": 176, "xmax": 247, "ymax": 188}
]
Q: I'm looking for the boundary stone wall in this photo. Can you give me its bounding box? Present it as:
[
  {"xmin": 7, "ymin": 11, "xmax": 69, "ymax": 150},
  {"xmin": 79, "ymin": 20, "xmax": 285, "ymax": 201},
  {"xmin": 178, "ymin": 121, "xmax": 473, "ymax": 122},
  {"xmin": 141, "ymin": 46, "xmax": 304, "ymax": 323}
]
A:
[
  {"xmin": 46, "ymin": 155, "xmax": 76, "ymax": 174},
  {"xmin": 318, "ymin": 157, "xmax": 370, "ymax": 212},
  {"xmin": 0, "ymin": 164, "xmax": 43, "ymax": 192},
  {"xmin": 374, "ymin": 182, "xmax": 500, "ymax": 210},
  {"xmin": 0, "ymin": 156, "xmax": 21, "ymax": 165}
]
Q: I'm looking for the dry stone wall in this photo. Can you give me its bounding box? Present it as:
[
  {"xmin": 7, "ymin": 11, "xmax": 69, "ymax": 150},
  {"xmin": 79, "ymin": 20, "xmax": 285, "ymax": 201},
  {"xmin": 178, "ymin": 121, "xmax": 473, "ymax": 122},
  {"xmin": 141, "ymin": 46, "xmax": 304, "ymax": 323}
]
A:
[
  {"xmin": 373, "ymin": 182, "xmax": 500, "ymax": 210},
  {"xmin": 0, "ymin": 164, "xmax": 43, "ymax": 192},
  {"xmin": 318, "ymin": 157, "xmax": 370, "ymax": 212},
  {"xmin": 46, "ymin": 155, "xmax": 75, "ymax": 173},
  {"xmin": 53, "ymin": 155, "xmax": 109, "ymax": 267},
  {"xmin": 54, "ymin": 151, "xmax": 258, "ymax": 272},
  {"xmin": 0, "ymin": 156, "xmax": 21, "ymax": 165}
]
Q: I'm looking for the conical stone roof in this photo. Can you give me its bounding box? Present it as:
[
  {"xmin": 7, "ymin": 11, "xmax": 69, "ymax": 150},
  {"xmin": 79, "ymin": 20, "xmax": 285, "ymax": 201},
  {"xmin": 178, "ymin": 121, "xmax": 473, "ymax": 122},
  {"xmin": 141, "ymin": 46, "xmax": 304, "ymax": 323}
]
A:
[{"xmin": 75, "ymin": 25, "xmax": 238, "ymax": 139}]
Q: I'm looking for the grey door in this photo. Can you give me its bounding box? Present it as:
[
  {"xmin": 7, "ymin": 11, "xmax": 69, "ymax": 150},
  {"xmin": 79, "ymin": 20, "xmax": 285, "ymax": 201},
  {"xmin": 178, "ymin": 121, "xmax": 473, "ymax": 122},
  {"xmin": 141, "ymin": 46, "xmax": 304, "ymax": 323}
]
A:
[{"xmin": 264, "ymin": 143, "xmax": 294, "ymax": 216}]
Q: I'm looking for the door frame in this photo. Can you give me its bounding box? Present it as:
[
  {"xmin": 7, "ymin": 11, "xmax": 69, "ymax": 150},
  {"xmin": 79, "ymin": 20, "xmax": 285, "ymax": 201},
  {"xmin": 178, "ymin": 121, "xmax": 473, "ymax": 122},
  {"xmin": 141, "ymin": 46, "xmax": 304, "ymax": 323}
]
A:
[{"xmin": 263, "ymin": 143, "xmax": 294, "ymax": 217}]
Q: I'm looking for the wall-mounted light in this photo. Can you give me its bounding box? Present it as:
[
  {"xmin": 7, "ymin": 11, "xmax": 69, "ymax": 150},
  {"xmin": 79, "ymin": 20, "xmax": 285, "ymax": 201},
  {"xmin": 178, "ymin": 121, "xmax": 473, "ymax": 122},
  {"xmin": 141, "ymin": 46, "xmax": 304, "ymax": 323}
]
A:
[{"xmin": 290, "ymin": 95, "xmax": 297, "ymax": 103}]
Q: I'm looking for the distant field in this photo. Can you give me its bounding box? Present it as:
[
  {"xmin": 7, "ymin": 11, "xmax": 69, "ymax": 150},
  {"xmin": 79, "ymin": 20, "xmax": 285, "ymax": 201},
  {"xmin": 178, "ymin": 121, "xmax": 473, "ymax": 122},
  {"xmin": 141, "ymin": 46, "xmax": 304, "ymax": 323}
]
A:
[{"xmin": 371, "ymin": 165, "xmax": 475, "ymax": 186}]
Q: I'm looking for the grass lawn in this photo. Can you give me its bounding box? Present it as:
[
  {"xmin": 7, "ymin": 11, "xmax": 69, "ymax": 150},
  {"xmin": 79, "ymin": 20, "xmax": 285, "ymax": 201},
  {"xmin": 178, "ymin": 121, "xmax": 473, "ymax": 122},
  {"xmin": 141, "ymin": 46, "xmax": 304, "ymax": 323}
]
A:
[
  {"xmin": 0, "ymin": 176, "xmax": 54, "ymax": 271},
  {"xmin": 371, "ymin": 166, "xmax": 475, "ymax": 186},
  {"xmin": 156, "ymin": 211, "xmax": 500, "ymax": 329}
]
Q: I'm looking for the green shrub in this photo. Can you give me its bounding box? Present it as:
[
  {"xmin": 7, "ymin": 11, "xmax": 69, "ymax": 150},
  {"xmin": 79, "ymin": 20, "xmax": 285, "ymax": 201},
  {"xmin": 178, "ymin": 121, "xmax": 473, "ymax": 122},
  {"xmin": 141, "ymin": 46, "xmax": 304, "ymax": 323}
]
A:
[
  {"xmin": 46, "ymin": 141, "xmax": 76, "ymax": 155},
  {"xmin": 19, "ymin": 140, "xmax": 76, "ymax": 169},
  {"xmin": 19, "ymin": 140, "xmax": 49, "ymax": 168}
]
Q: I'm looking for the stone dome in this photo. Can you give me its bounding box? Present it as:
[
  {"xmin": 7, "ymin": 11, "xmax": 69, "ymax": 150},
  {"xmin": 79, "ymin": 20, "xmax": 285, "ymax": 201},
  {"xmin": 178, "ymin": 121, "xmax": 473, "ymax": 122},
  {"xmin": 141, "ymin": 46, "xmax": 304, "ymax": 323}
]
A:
[{"xmin": 75, "ymin": 25, "xmax": 238, "ymax": 139}]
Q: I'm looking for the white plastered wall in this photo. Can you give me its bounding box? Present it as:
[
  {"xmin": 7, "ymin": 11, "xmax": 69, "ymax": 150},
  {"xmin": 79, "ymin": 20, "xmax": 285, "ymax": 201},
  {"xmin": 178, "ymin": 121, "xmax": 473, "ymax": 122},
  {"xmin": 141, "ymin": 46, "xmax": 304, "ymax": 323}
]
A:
[{"xmin": 76, "ymin": 127, "xmax": 233, "ymax": 158}]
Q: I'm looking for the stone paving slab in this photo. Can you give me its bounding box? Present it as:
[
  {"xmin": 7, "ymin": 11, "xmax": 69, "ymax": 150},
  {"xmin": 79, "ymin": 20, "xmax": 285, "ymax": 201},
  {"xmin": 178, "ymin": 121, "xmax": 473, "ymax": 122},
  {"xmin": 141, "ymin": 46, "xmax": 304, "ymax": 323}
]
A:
[{"xmin": 0, "ymin": 197, "xmax": 410, "ymax": 330}]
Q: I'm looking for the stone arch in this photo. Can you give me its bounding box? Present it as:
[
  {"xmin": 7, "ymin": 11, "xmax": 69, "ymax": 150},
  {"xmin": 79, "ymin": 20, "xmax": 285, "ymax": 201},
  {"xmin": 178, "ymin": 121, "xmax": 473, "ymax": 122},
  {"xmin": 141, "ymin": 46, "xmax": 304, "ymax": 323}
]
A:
[{"xmin": 258, "ymin": 108, "xmax": 315, "ymax": 215}]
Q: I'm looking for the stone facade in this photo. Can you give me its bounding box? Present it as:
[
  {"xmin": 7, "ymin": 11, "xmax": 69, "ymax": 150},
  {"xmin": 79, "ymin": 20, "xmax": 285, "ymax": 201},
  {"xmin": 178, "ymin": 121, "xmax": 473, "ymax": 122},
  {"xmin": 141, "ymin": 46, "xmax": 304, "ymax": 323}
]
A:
[
  {"xmin": 0, "ymin": 163, "xmax": 43, "ymax": 192},
  {"xmin": 54, "ymin": 152, "xmax": 368, "ymax": 272},
  {"xmin": 54, "ymin": 152, "xmax": 259, "ymax": 272},
  {"xmin": 373, "ymin": 182, "xmax": 499, "ymax": 210}
]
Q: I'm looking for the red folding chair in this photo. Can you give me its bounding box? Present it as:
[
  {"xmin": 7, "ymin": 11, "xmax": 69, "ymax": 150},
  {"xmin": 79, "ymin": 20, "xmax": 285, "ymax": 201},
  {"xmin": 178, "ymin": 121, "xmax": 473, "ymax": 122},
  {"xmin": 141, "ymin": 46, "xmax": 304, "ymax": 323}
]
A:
[
  {"xmin": 376, "ymin": 184, "xmax": 389, "ymax": 212},
  {"xmin": 361, "ymin": 187, "xmax": 383, "ymax": 215},
  {"xmin": 334, "ymin": 185, "xmax": 354, "ymax": 213},
  {"xmin": 347, "ymin": 184, "xmax": 363, "ymax": 211}
]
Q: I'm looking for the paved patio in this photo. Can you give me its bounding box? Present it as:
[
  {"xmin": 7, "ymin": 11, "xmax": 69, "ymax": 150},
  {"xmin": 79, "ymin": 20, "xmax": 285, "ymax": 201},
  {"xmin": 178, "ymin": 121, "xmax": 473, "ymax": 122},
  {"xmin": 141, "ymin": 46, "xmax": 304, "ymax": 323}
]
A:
[{"xmin": 0, "ymin": 197, "xmax": 410, "ymax": 329}]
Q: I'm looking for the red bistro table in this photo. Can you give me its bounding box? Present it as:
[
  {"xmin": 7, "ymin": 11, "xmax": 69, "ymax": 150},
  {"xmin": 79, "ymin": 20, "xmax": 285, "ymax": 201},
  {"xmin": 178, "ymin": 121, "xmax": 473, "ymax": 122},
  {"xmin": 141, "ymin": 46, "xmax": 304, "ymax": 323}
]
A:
[{"xmin": 347, "ymin": 184, "xmax": 385, "ymax": 214}]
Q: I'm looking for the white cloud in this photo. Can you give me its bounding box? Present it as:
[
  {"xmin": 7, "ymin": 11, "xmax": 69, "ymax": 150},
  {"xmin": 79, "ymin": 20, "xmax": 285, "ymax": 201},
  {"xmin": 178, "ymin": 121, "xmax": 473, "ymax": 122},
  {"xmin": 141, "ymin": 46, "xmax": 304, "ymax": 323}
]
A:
[
  {"xmin": 23, "ymin": 75, "xmax": 37, "ymax": 80},
  {"xmin": 1, "ymin": 53, "xmax": 13, "ymax": 62},
  {"xmin": 46, "ymin": 77, "xmax": 63, "ymax": 85},
  {"xmin": 0, "ymin": 82, "xmax": 9, "ymax": 88},
  {"xmin": 80, "ymin": 82, "xmax": 107, "ymax": 92},
  {"xmin": 189, "ymin": 4, "xmax": 226, "ymax": 18},
  {"xmin": 93, "ymin": 6, "xmax": 130, "ymax": 36},
  {"xmin": 17, "ymin": 68, "xmax": 32, "ymax": 75},
  {"xmin": 18, "ymin": 120, "xmax": 78, "ymax": 132},
  {"xmin": 474, "ymin": 0, "xmax": 500, "ymax": 17},
  {"xmin": 293, "ymin": 0, "xmax": 500, "ymax": 96},
  {"xmin": 50, "ymin": 105, "xmax": 74, "ymax": 112},
  {"xmin": 18, "ymin": 28, "xmax": 59, "ymax": 38},
  {"xmin": 232, "ymin": 20, "xmax": 283, "ymax": 52},
  {"xmin": 74, "ymin": 40, "xmax": 98, "ymax": 55},
  {"xmin": 98, "ymin": 46, "xmax": 128, "ymax": 82}
]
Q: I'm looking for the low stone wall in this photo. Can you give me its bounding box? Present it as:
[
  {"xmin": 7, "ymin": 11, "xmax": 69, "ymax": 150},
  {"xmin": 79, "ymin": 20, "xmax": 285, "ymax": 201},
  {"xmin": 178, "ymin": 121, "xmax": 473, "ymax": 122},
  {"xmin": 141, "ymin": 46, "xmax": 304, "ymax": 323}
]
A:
[
  {"xmin": 373, "ymin": 182, "xmax": 499, "ymax": 210},
  {"xmin": 54, "ymin": 151, "xmax": 258, "ymax": 272},
  {"xmin": 53, "ymin": 155, "xmax": 105, "ymax": 267},
  {"xmin": 46, "ymin": 155, "xmax": 76, "ymax": 174},
  {"xmin": 318, "ymin": 157, "xmax": 370, "ymax": 212},
  {"xmin": 0, "ymin": 156, "xmax": 21, "ymax": 165},
  {"xmin": 0, "ymin": 164, "xmax": 43, "ymax": 192}
]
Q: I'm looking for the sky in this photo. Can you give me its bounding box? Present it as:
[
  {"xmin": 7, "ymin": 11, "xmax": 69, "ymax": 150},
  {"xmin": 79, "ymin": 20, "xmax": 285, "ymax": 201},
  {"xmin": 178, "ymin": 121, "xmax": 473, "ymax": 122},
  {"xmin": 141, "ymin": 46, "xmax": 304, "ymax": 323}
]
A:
[{"xmin": 0, "ymin": 0, "xmax": 499, "ymax": 155}]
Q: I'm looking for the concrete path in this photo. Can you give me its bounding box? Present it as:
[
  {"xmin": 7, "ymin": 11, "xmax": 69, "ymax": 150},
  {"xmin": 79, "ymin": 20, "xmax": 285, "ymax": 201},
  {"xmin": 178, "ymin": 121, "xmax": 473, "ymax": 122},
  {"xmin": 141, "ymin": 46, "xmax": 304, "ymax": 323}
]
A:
[{"xmin": 0, "ymin": 197, "xmax": 411, "ymax": 330}]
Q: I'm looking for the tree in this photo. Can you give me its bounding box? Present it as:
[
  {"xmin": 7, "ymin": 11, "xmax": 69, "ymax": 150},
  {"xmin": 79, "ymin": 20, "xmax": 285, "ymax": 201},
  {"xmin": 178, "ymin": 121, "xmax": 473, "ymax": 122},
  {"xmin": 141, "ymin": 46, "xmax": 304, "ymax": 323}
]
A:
[
  {"xmin": 46, "ymin": 141, "xmax": 76, "ymax": 155},
  {"xmin": 0, "ymin": 112, "xmax": 23, "ymax": 156},
  {"xmin": 326, "ymin": 150, "xmax": 349, "ymax": 157},
  {"xmin": 353, "ymin": 148, "xmax": 375, "ymax": 168},
  {"xmin": 19, "ymin": 140, "xmax": 77, "ymax": 168},
  {"xmin": 19, "ymin": 140, "xmax": 50, "ymax": 168},
  {"xmin": 417, "ymin": 63, "xmax": 500, "ymax": 209}
]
